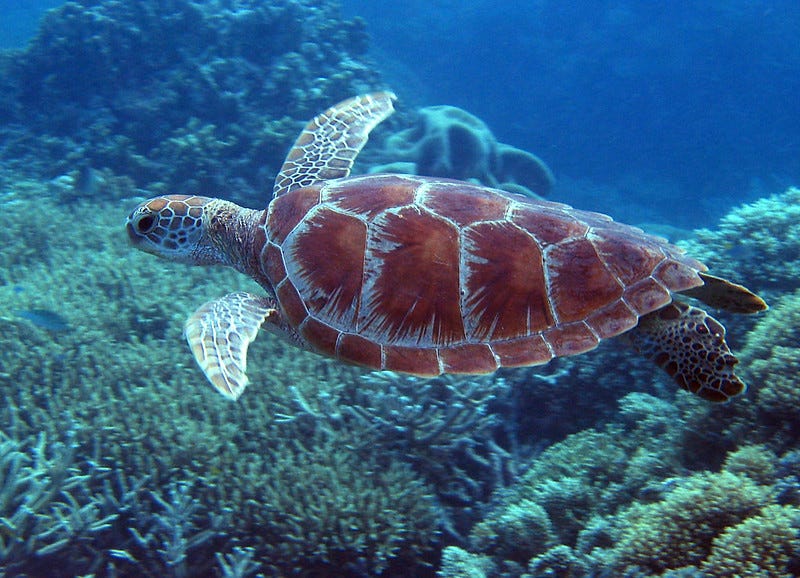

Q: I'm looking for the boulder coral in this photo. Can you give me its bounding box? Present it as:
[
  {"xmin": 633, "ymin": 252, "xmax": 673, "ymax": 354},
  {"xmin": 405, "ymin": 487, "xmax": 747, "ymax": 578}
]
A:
[{"xmin": 368, "ymin": 104, "xmax": 554, "ymax": 198}]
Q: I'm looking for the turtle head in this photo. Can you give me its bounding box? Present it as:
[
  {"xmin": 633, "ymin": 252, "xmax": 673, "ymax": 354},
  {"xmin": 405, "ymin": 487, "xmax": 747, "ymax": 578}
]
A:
[{"xmin": 126, "ymin": 194, "xmax": 249, "ymax": 267}]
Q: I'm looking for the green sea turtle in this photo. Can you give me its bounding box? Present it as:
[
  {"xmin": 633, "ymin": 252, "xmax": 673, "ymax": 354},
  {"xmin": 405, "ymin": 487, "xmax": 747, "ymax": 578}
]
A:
[{"xmin": 126, "ymin": 92, "xmax": 766, "ymax": 401}]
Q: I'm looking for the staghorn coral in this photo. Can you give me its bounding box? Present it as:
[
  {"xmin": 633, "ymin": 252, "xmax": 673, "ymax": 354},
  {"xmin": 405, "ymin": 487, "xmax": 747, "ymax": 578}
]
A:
[
  {"xmin": 0, "ymin": 431, "xmax": 115, "ymax": 575},
  {"xmin": 269, "ymin": 370, "xmax": 518, "ymax": 542},
  {"xmin": 235, "ymin": 429, "xmax": 439, "ymax": 575},
  {"xmin": 0, "ymin": 186, "xmax": 442, "ymax": 575}
]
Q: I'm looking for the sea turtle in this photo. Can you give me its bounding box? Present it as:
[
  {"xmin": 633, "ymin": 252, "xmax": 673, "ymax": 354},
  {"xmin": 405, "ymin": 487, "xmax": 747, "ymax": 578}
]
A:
[{"xmin": 126, "ymin": 92, "xmax": 767, "ymax": 402}]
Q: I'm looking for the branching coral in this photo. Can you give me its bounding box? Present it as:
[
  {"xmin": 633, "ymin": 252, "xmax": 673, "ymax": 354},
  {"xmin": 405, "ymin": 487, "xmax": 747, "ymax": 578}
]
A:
[
  {"xmin": 0, "ymin": 189, "xmax": 443, "ymax": 575},
  {"xmin": 234, "ymin": 429, "xmax": 439, "ymax": 575},
  {"xmin": 272, "ymin": 371, "xmax": 516, "ymax": 539},
  {"xmin": 0, "ymin": 432, "xmax": 115, "ymax": 575}
]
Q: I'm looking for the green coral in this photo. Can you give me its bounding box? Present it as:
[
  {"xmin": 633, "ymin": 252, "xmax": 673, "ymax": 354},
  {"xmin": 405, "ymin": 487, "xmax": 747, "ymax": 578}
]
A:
[
  {"xmin": 699, "ymin": 504, "xmax": 800, "ymax": 578},
  {"xmin": 470, "ymin": 499, "xmax": 555, "ymax": 562},
  {"xmin": 679, "ymin": 186, "xmax": 800, "ymax": 296},
  {"xmin": 243, "ymin": 431, "xmax": 438, "ymax": 574},
  {"xmin": 610, "ymin": 470, "xmax": 772, "ymax": 573},
  {"xmin": 733, "ymin": 289, "xmax": 800, "ymax": 451},
  {"xmin": 0, "ymin": 188, "xmax": 439, "ymax": 574}
]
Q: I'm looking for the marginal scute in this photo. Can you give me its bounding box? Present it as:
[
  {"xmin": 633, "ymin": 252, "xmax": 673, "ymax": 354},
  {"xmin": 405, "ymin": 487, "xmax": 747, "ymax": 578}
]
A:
[
  {"xmin": 299, "ymin": 317, "xmax": 340, "ymax": 357},
  {"xmin": 547, "ymin": 237, "xmax": 624, "ymax": 323},
  {"xmin": 360, "ymin": 205, "xmax": 465, "ymax": 346},
  {"xmin": 653, "ymin": 259, "xmax": 705, "ymax": 292},
  {"xmin": 384, "ymin": 345, "xmax": 440, "ymax": 376},
  {"xmin": 275, "ymin": 281, "xmax": 308, "ymax": 328},
  {"xmin": 544, "ymin": 322, "xmax": 600, "ymax": 357},
  {"xmin": 337, "ymin": 334, "xmax": 382, "ymax": 368},
  {"xmin": 590, "ymin": 230, "xmax": 665, "ymax": 285},
  {"xmin": 440, "ymin": 343, "xmax": 498, "ymax": 373},
  {"xmin": 586, "ymin": 300, "xmax": 640, "ymax": 339},
  {"xmin": 492, "ymin": 335, "xmax": 553, "ymax": 367},
  {"xmin": 261, "ymin": 242, "xmax": 287, "ymax": 286},
  {"xmin": 462, "ymin": 221, "xmax": 553, "ymax": 340},
  {"xmin": 422, "ymin": 182, "xmax": 510, "ymax": 226},
  {"xmin": 267, "ymin": 186, "xmax": 321, "ymax": 244},
  {"xmin": 624, "ymin": 277, "xmax": 672, "ymax": 315}
]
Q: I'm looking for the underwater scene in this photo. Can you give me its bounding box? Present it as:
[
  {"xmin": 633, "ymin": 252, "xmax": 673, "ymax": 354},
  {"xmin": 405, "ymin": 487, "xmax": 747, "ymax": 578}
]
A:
[{"xmin": 0, "ymin": 1, "xmax": 799, "ymax": 577}]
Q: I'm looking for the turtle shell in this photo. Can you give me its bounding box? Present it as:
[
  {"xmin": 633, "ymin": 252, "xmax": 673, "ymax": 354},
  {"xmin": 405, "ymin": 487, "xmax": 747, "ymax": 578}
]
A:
[{"xmin": 257, "ymin": 174, "xmax": 706, "ymax": 375}]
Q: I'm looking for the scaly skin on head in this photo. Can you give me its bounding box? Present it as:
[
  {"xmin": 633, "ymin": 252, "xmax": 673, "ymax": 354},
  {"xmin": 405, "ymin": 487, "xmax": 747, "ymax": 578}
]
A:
[{"xmin": 126, "ymin": 194, "xmax": 262, "ymax": 277}]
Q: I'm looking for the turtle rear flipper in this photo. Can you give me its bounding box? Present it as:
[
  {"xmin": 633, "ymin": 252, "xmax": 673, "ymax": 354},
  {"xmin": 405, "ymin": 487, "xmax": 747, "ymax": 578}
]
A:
[
  {"xmin": 683, "ymin": 272, "xmax": 767, "ymax": 314},
  {"xmin": 629, "ymin": 301, "xmax": 746, "ymax": 402}
]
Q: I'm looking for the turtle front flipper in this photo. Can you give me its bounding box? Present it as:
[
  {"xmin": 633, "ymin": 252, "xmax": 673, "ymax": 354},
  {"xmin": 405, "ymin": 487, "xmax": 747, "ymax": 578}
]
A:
[
  {"xmin": 273, "ymin": 92, "xmax": 397, "ymax": 197},
  {"xmin": 629, "ymin": 301, "xmax": 746, "ymax": 402},
  {"xmin": 184, "ymin": 292, "xmax": 277, "ymax": 400}
]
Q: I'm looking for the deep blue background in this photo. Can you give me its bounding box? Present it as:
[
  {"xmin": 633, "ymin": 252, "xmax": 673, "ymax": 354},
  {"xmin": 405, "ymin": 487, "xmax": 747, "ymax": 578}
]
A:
[
  {"xmin": 342, "ymin": 0, "xmax": 800, "ymax": 226},
  {"xmin": 3, "ymin": 1, "xmax": 799, "ymax": 227}
]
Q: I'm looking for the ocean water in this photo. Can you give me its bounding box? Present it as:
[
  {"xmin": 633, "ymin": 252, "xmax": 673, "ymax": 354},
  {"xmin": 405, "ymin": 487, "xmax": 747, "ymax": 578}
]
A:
[
  {"xmin": 0, "ymin": 2, "xmax": 798, "ymax": 577},
  {"xmin": 341, "ymin": 0, "xmax": 800, "ymax": 227}
]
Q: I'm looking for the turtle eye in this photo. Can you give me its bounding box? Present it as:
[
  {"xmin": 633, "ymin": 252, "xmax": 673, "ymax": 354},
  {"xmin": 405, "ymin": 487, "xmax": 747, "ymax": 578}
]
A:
[{"xmin": 135, "ymin": 213, "xmax": 157, "ymax": 234}]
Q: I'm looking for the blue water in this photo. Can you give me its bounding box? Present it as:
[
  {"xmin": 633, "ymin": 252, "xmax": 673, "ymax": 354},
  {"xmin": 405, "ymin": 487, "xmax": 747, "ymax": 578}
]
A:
[
  {"xmin": 341, "ymin": 0, "xmax": 800, "ymax": 226},
  {"xmin": 5, "ymin": 1, "xmax": 799, "ymax": 227},
  {"xmin": 0, "ymin": 0, "xmax": 62, "ymax": 49},
  {"xmin": 0, "ymin": 3, "xmax": 797, "ymax": 576}
]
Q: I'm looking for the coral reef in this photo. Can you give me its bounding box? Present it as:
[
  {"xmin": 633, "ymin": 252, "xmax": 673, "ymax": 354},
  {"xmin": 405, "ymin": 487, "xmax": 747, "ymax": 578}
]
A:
[
  {"xmin": 0, "ymin": 147, "xmax": 797, "ymax": 576},
  {"xmin": 699, "ymin": 504, "xmax": 800, "ymax": 578},
  {"xmin": 433, "ymin": 390, "xmax": 800, "ymax": 577},
  {"xmin": 437, "ymin": 546, "xmax": 495, "ymax": 578},
  {"xmin": 609, "ymin": 470, "xmax": 772, "ymax": 572},
  {"xmin": 366, "ymin": 104, "xmax": 554, "ymax": 198},
  {"xmin": 679, "ymin": 187, "xmax": 800, "ymax": 299},
  {"xmin": 0, "ymin": 0, "xmax": 383, "ymax": 206},
  {"xmin": 0, "ymin": 185, "xmax": 449, "ymax": 575}
]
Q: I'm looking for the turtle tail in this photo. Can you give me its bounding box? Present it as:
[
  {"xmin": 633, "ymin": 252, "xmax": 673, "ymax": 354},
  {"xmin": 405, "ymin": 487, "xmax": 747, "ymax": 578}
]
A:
[{"xmin": 628, "ymin": 301, "xmax": 746, "ymax": 402}]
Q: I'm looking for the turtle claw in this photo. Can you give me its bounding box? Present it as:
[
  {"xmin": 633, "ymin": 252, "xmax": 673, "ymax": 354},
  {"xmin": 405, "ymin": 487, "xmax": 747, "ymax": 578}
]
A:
[{"xmin": 183, "ymin": 292, "xmax": 277, "ymax": 400}]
